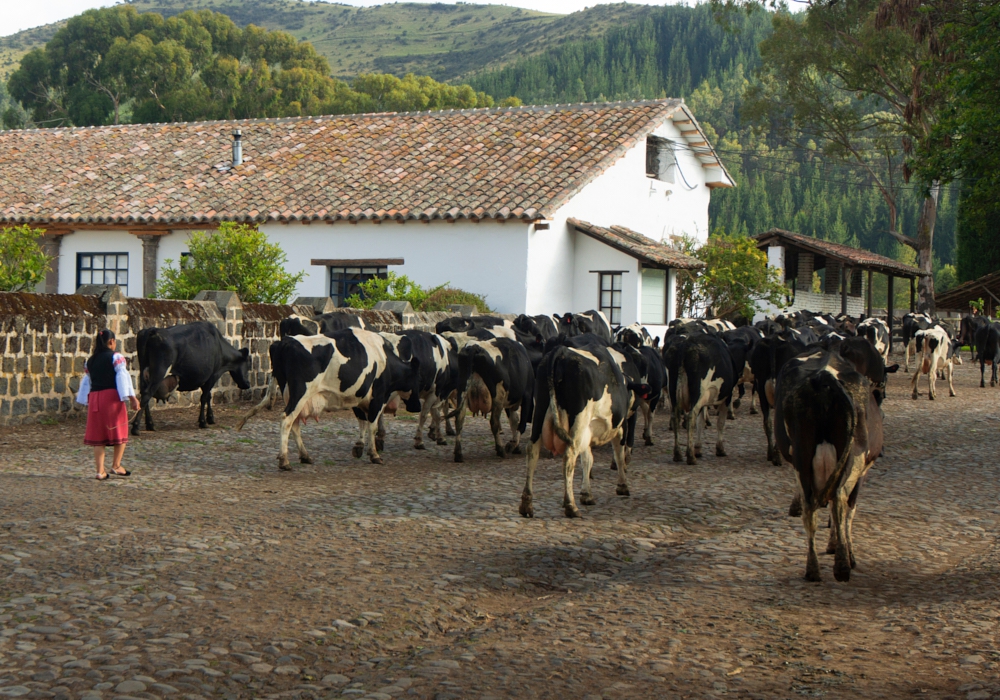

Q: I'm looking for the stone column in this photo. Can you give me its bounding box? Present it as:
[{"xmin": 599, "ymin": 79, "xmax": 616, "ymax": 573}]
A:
[
  {"xmin": 136, "ymin": 234, "xmax": 162, "ymax": 299},
  {"xmin": 38, "ymin": 232, "xmax": 69, "ymax": 294}
]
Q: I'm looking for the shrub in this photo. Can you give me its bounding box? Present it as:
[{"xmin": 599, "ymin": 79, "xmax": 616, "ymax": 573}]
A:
[
  {"xmin": 344, "ymin": 272, "xmax": 436, "ymax": 309},
  {"xmin": 156, "ymin": 222, "xmax": 303, "ymax": 303},
  {"xmin": 419, "ymin": 287, "xmax": 493, "ymax": 313},
  {"xmin": 0, "ymin": 225, "xmax": 50, "ymax": 292}
]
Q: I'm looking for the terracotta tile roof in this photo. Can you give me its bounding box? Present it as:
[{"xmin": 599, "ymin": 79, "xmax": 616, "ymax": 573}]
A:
[
  {"xmin": 935, "ymin": 269, "xmax": 1000, "ymax": 311},
  {"xmin": 0, "ymin": 100, "xmax": 704, "ymax": 227},
  {"xmin": 569, "ymin": 218, "xmax": 705, "ymax": 270},
  {"xmin": 753, "ymin": 228, "xmax": 924, "ymax": 278}
]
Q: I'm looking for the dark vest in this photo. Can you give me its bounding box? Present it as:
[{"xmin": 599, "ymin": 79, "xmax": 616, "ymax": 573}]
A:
[{"xmin": 87, "ymin": 350, "xmax": 117, "ymax": 393}]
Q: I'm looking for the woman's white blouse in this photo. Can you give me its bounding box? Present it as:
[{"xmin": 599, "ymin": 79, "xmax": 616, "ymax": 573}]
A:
[{"xmin": 75, "ymin": 353, "xmax": 136, "ymax": 405}]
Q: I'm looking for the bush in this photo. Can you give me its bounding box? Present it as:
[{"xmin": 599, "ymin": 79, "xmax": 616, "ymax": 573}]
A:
[
  {"xmin": 156, "ymin": 222, "xmax": 303, "ymax": 303},
  {"xmin": 419, "ymin": 287, "xmax": 493, "ymax": 313},
  {"xmin": 344, "ymin": 272, "xmax": 435, "ymax": 309},
  {"xmin": 0, "ymin": 225, "xmax": 50, "ymax": 292}
]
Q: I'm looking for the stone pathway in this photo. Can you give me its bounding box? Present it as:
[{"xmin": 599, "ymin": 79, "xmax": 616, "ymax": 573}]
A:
[{"xmin": 0, "ymin": 355, "xmax": 998, "ymax": 699}]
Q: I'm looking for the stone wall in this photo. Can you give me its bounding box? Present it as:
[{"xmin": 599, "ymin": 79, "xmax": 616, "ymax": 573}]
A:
[{"xmin": 0, "ymin": 288, "xmax": 522, "ymax": 426}]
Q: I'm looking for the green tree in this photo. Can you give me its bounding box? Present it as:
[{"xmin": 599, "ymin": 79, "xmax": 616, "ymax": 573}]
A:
[
  {"xmin": 157, "ymin": 223, "xmax": 303, "ymax": 303},
  {"xmin": 0, "ymin": 225, "xmax": 51, "ymax": 293}
]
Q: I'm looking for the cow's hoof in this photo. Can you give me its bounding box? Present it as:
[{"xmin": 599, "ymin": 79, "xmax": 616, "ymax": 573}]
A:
[
  {"xmin": 503, "ymin": 442, "xmax": 520, "ymax": 456},
  {"xmin": 207, "ymin": 416, "xmax": 216, "ymax": 425},
  {"xmin": 673, "ymin": 449, "xmax": 683, "ymax": 463},
  {"xmin": 564, "ymin": 505, "xmax": 581, "ymax": 519},
  {"xmin": 414, "ymin": 442, "xmax": 426, "ymax": 450},
  {"xmin": 727, "ymin": 411, "xmax": 735, "ymax": 420},
  {"xmin": 145, "ymin": 423, "xmax": 155, "ymax": 432},
  {"xmin": 454, "ymin": 451, "xmax": 464, "ymax": 463},
  {"xmin": 929, "ymin": 394, "xmax": 935, "ymax": 401},
  {"xmin": 581, "ymin": 493, "xmax": 596, "ymax": 506},
  {"xmin": 375, "ymin": 438, "xmax": 385, "ymax": 452},
  {"xmin": 446, "ymin": 426, "xmax": 456, "ymax": 437},
  {"xmin": 495, "ymin": 446, "xmax": 507, "ymax": 458},
  {"xmin": 198, "ymin": 421, "xmax": 208, "ymax": 429},
  {"xmin": 694, "ymin": 447, "xmax": 702, "ymax": 458},
  {"xmin": 950, "ymin": 391, "xmax": 956, "ymax": 397},
  {"xmin": 609, "ymin": 460, "xmax": 618, "ymax": 471},
  {"xmin": 716, "ymin": 445, "xmax": 727, "ymax": 457},
  {"xmin": 351, "ymin": 444, "xmax": 365, "ymax": 459},
  {"xmin": 436, "ymin": 438, "xmax": 448, "ymax": 446},
  {"xmin": 750, "ymin": 407, "xmax": 759, "ymax": 415},
  {"xmin": 805, "ymin": 568, "xmax": 822, "ymax": 583},
  {"xmin": 788, "ymin": 499, "xmax": 802, "ymax": 517},
  {"xmin": 300, "ymin": 455, "xmax": 313, "ymax": 465},
  {"xmin": 130, "ymin": 425, "xmax": 140, "ymax": 437},
  {"xmin": 511, "ymin": 445, "xmax": 522, "ymax": 455},
  {"xmin": 277, "ymin": 457, "xmax": 292, "ymax": 471},
  {"xmin": 733, "ymin": 399, "xmax": 742, "ymax": 410},
  {"xmin": 616, "ymin": 485, "xmax": 630, "ymax": 497},
  {"xmin": 644, "ymin": 437, "xmax": 654, "ymax": 446},
  {"xmin": 370, "ymin": 456, "xmax": 384, "ymax": 465},
  {"xmin": 911, "ymin": 393, "xmax": 918, "ymax": 400},
  {"xmin": 834, "ymin": 561, "xmax": 851, "ymax": 582},
  {"xmin": 519, "ymin": 493, "xmax": 534, "ymax": 518},
  {"xmin": 771, "ymin": 457, "xmax": 782, "ymax": 467},
  {"xmin": 686, "ymin": 453, "xmax": 697, "ymax": 466}
]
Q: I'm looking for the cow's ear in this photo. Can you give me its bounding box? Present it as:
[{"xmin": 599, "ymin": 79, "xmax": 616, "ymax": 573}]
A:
[
  {"xmin": 240, "ymin": 347, "xmax": 250, "ymax": 358},
  {"xmin": 885, "ymin": 363, "xmax": 899, "ymax": 374}
]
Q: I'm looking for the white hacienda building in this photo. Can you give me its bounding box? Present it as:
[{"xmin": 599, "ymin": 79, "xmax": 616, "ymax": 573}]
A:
[{"xmin": 0, "ymin": 100, "xmax": 733, "ymax": 333}]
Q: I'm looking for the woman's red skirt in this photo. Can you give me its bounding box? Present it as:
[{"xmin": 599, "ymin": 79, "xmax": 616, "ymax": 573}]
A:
[{"xmin": 84, "ymin": 389, "xmax": 129, "ymax": 447}]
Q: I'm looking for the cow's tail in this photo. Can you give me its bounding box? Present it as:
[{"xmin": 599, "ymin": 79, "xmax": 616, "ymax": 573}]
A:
[
  {"xmin": 801, "ymin": 371, "xmax": 857, "ymax": 509},
  {"xmin": 236, "ymin": 377, "xmax": 276, "ymax": 431},
  {"xmin": 547, "ymin": 350, "xmax": 575, "ymax": 446}
]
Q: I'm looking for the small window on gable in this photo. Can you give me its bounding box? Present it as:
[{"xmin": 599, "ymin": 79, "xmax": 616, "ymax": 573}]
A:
[{"xmin": 646, "ymin": 135, "xmax": 676, "ymax": 183}]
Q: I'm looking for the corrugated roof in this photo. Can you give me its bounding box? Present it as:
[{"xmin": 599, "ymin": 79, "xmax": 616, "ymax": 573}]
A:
[
  {"xmin": 0, "ymin": 99, "xmax": 729, "ymax": 227},
  {"xmin": 569, "ymin": 218, "xmax": 705, "ymax": 270},
  {"xmin": 935, "ymin": 269, "xmax": 1000, "ymax": 312},
  {"xmin": 753, "ymin": 228, "xmax": 924, "ymax": 278}
]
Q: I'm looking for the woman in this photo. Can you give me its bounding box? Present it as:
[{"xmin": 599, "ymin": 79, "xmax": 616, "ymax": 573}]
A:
[{"xmin": 76, "ymin": 329, "xmax": 141, "ymax": 480}]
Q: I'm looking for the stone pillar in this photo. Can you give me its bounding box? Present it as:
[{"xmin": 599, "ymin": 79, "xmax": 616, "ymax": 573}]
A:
[
  {"xmin": 293, "ymin": 296, "xmax": 336, "ymax": 315},
  {"xmin": 193, "ymin": 290, "xmax": 243, "ymax": 340},
  {"xmin": 38, "ymin": 232, "xmax": 69, "ymax": 294},
  {"xmin": 136, "ymin": 234, "xmax": 162, "ymax": 299},
  {"xmin": 796, "ymin": 253, "xmax": 814, "ymax": 292},
  {"xmin": 825, "ymin": 260, "xmax": 842, "ymax": 295}
]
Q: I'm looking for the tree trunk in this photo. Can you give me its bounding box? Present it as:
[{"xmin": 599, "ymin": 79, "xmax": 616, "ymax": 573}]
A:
[{"xmin": 915, "ymin": 181, "xmax": 940, "ymax": 314}]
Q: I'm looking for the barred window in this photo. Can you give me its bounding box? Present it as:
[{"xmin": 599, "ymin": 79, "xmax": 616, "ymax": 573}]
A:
[{"xmin": 78, "ymin": 253, "xmax": 129, "ymax": 296}]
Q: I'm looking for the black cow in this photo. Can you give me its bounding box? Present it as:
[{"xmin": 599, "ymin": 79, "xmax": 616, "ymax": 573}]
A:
[
  {"xmin": 750, "ymin": 333, "xmax": 807, "ymax": 465},
  {"xmin": 856, "ymin": 317, "xmax": 890, "ymax": 364},
  {"xmin": 663, "ymin": 333, "xmax": 735, "ymax": 465},
  {"xmin": 237, "ymin": 329, "xmax": 422, "ymax": 467},
  {"xmin": 960, "ymin": 314, "xmax": 990, "ymax": 362},
  {"xmin": 775, "ymin": 350, "xmax": 884, "ymax": 582},
  {"xmin": 278, "ymin": 312, "xmax": 366, "ymax": 338},
  {"xmin": 976, "ymin": 322, "xmax": 1000, "ymax": 388},
  {"xmin": 614, "ymin": 323, "xmax": 656, "ymax": 349},
  {"xmin": 435, "ymin": 316, "xmax": 514, "ymax": 337},
  {"xmin": 836, "ymin": 336, "xmax": 899, "ymax": 401},
  {"xmin": 381, "ymin": 330, "xmax": 457, "ymax": 449},
  {"xmin": 514, "ymin": 314, "xmax": 559, "ymax": 341},
  {"xmin": 553, "ymin": 310, "xmax": 613, "ymax": 344},
  {"xmin": 131, "ymin": 321, "xmax": 251, "ymax": 436},
  {"xmin": 722, "ymin": 326, "xmax": 763, "ymax": 415},
  {"xmin": 902, "ymin": 312, "xmax": 934, "ymax": 372},
  {"xmin": 636, "ymin": 345, "xmax": 666, "ymax": 445},
  {"xmin": 519, "ymin": 342, "xmax": 639, "ymax": 518},
  {"xmin": 452, "ymin": 338, "xmax": 534, "ymax": 462}
]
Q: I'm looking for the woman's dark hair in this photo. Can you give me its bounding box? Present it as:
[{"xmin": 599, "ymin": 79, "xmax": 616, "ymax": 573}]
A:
[{"xmin": 90, "ymin": 329, "xmax": 116, "ymax": 360}]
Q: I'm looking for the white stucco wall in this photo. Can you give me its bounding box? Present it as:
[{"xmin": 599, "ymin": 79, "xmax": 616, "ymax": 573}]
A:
[
  {"xmin": 58, "ymin": 230, "xmax": 144, "ymax": 296},
  {"xmin": 571, "ymin": 234, "xmax": 639, "ymax": 322}
]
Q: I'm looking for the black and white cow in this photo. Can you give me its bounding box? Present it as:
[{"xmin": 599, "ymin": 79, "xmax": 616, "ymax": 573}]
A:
[
  {"xmin": 750, "ymin": 333, "xmax": 808, "ymax": 465},
  {"xmin": 975, "ymin": 322, "xmax": 1000, "ymax": 388},
  {"xmin": 452, "ymin": 338, "xmax": 534, "ymax": 462},
  {"xmin": 131, "ymin": 321, "xmax": 251, "ymax": 435},
  {"xmin": 381, "ymin": 330, "xmax": 457, "ymax": 449},
  {"xmin": 911, "ymin": 326, "xmax": 958, "ymax": 400},
  {"xmin": 514, "ymin": 314, "xmax": 560, "ymax": 341},
  {"xmin": 435, "ymin": 316, "xmax": 515, "ymax": 339},
  {"xmin": 902, "ymin": 312, "xmax": 934, "ymax": 372},
  {"xmin": 856, "ymin": 317, "xmax": 890, "ymax": 364},
  {"xmin": 835, "ymin": 336, "xmax": 899, "ymax": 401},
  {"xmin": 238, "ymin": 328, "xmax": 422, "ymax": 468},
  {"xmin": 663, "ymin": 333, "xmax": 735, "ymax": 465},
  {"xmin": 614, "ymin": 323, "xmax": 656, "ymax": 348},
  {"xmin": 553, "ymin": 310, "xmax": 613, "ymax": 344},
  {"xmin": 279, "ymin": 312, "xmax": 366, "ymax": 338},
  {"xmin": 775, "ymin": 350, "xmax": 884, "ymax": 582},
  {"xmin": 519, "ymin": 342, "xmax": 640, "ymax": 518}
]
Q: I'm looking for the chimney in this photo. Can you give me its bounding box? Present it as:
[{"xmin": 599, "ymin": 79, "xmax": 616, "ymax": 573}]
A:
[{"xmin": 232, "ymin": 129, "xmax": 243, "ymax": 167}]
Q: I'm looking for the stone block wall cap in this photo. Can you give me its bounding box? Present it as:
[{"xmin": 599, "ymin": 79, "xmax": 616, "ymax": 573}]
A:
[
  {"xmin": 193, "ymin": 290, "xmax": 243, "ymax": 310},
  {"xmin": 74, "ymin": 284, "xmax": 126, "ymax": 304},
  {"xmin": 447, "ymin": 304, "xmax": 478, "ymax": 317},
  {"xmin": 373, "ymin": 300, "xmax": 414, "ymax": 314},
  {"xmin": 292, "ymin": 296, "xmax": 336, "ymax": 315}
]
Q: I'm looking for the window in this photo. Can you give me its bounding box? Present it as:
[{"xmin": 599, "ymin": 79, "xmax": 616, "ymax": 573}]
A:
[
  {"xmin": 330, "ymin": 266, "xmax": 387, "ymax": 307},
  {"xmin": 599, "ymin": 272, "xmax": 623, "ymax": 325},
  {"xmin": 180, "ymin": 251, "xmax": 194, "ymax": 269},
  {"xmin": 77, "ymin": 253, "xmax": 129, "ymax": 295},
  {"xmin": 646, "ymin": 135, "xmax": 676, "ymax": 183}
]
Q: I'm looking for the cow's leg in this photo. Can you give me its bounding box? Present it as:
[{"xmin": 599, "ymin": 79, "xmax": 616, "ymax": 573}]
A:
[
  {"xmin": 715, "ymin": 400, "xmax": 728, "ymax": 457},
  {"xmin": 579, "ymin": 447, "xmax": 596, "ymax": 506},
  {"xmin": 366, "ymin": 416, "xmax": 384, "ymax": 465},
  {"xmin": 686, "ymin": 410, "xmax": 698, "ymax": 465},
  {"xmin": 204, "ymin": 385, "xmax": 216, "ymax": 426},
  {"xmin": 693, "ymin": 408, "xmax": 706, "ymax": 460},
  {"xmin": 291, "ymin": 420, "xmax": 312, "ymax": 465},
  {"xmin": 672, "ymin": 407, "xmax": 683, "ymax": 463},
  {"xmin": 949, "ymin": 363, "xmax": 957, "ymax": 397},
  {"xmin": 375, "ymin": 413, "xmax": 386, "ymax": 453},
  {"xmin": 453, "ymin": 401, "xmax": 466, "ymax": 463},
  {"xmin": 729, "ymin": 384, "xmax": 743, "ymax": 419},
  {"xmin": 520, "ymin": 440, "xmax": 541, "ymax": 518},
  {"xmin": 910, "ymin": 364, "xmax": 920, "ymax": 399},
  {"xmin": 802, "ymin": 505, "xmax": 821, "ymax": 582},
  {"xmin": 788, "ymin": 492, "xmax": 802, "ymax": 517},
  {"xmin": 490, "ymin": 404, "xmax": 506, "ymax": 458},
  {"xmin": 928, "ymin": 362, "xmax": 938, "ymax": 400},
  {"xmin": 562, "ymin": 446, "xmax": 581, "ymax": 518},
  {"xmin": 831, "ymin": 489, "xmax": 852, "ymax": 582},
  {"xmin": 992, "ymin": 362, "xmax": 998, "ymax": 388},
  {"xmin": 504, "ymin": 407, "xmax": 522, "ymax": 455},
  {"xmin": 613, "ymin": 433, "xmax": 629, "ymax": 497},
  {"xmin": 749, "ymin": 384, "xmax": 759, "ymax": 415},
  {"xmin": 414, "ymin": 396, "xmax": 431, "ymax": 450},
  {"xmin": 277, "ymin": 414, "xmax": 296, "ymax": 471},
  {"xmin": 265, "ymin": 376, "xmax": 279, "ymax": 410},
  {"xmin": 904, "ymin": 341, "xmax": 911, "ymax": 372},
  {"xmin": 430, "ymin": 402, "xmax": 448, "ymax": 445},
  {"xmin": 826, "ymin": 503, "xmax": 838, "ymax": 554},
  {"xmin": 351, "ymin": 412, "xmax": 368, "ymax": 459},
  {"xmin": 641, "ymin": 400, "xmax": 654, "ymax": 446},
  {"xmin": 981, "ymin": 359, "xmax": 987, "ymax": 388}
]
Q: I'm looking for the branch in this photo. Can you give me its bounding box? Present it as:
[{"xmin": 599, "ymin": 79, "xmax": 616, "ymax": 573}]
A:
[{"xmin": 887, "ymin": 229, "xmax": 918, "ymax": 249}]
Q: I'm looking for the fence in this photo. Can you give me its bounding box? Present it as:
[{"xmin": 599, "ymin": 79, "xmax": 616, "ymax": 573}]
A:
[{"xmin": 0, "ymin": 286, "xmax": 480, "ymax": 426}]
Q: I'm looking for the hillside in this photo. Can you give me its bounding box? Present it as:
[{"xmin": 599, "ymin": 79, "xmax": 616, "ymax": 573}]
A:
[{"xmin": 0, "ymin": 0, "xmax": 650, "ymax": 82}]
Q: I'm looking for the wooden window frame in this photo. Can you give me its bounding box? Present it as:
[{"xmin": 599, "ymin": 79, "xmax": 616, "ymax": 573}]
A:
[{"xmin": 77, "ymin": 252, "xmax": 129, "ymax": 295}]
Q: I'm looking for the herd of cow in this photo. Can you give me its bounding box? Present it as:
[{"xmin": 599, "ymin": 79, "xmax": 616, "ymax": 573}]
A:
[{"xmin": 127, "ymin": 307, "xmax": 991, "ymax": 583}]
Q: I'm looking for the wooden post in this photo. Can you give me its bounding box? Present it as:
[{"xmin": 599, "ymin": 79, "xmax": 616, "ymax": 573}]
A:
[
  {"xmin": 910, "ymin": 277, "xmax": 916, "ymax": 312},
  {"xmin": 866, "ymin": 269, "xmax": 873, "ymax": 318},
  {"xmin": 841, "ymin": 266, "xmax": 848, "ymax": 315},
  {"xmin": 887, "ymin": 275, "xmax": 895, "ymax": 339}
]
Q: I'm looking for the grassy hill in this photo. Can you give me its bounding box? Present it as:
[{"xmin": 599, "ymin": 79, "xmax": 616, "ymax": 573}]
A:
[{"xmin": 0, "ymin": 0, "xmax": 650, "ymax": 83}]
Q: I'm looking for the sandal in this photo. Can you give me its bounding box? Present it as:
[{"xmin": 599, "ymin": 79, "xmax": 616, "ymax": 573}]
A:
[
  {"xmin": 110, "ymin": 468, "xmax": 131, "ymax": 477},
  {"xmin": 96, "ymin": 473, "xmax": 110, "ymax": 481}
]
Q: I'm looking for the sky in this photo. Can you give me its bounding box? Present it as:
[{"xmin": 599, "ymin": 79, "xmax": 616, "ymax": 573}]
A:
[{"xmin": 5, "ymin": 0, "xmax": 690, "ymax": 36}]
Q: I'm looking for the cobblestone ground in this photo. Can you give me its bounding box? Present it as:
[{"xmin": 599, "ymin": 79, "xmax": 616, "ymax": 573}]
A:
[{"xmin": 1, "ymin": 353, "xmax": 999, "ymax": 700}]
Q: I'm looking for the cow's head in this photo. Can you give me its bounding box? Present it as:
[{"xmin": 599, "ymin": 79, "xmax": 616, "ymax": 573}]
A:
[
  {"xmin": 401, "ymin": 357, "xmax": 423, "ymax": 413},
  {"xmin": 230, "ymin": 347, "xmax": 252, "ymax": 390}
]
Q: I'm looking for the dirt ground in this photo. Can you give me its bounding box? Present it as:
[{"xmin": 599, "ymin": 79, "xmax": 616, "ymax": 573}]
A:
[{"xmin": 1, "ymin": 351, "xmax": 999, "ymax": 700}]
